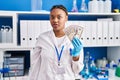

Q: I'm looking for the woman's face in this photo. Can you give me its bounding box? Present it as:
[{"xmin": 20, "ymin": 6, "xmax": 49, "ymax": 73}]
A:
[{"xmin": 50, "ymin": 8, "xmax": 68, "ymax": 32}]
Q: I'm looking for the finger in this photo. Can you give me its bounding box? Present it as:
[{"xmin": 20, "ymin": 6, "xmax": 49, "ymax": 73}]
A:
[
  {"xmin": 77, "ymin": 38, "xmax": 82, "ymax": 45},
  {"xmin": 72, "ymin": 38, "xmax": 78, "ymax": 47},
  {"xmin": 74, "ymin": 36, "xmax": 83, "ymax": 45},
  {"xmin": 75, "ymin": 37, "xmax": 81, "ymax": 46}
]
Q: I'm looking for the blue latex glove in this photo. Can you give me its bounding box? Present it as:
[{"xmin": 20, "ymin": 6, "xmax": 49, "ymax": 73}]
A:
[
  {"xmin": 0, "ymin": 68, "xmax": 10, "ymax": 73},
  {"xmin": 70, "ymin": 36, "xmax": 83, "ymax": 57}
]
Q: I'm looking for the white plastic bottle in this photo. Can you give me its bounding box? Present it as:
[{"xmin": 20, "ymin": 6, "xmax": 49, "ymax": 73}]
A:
[
  {"xmin": 110, "ymin": 60, "xmax": 116, "ymax": 68},
  {"xmin": 6, "ymin": 27, "xmax": 13, "ymax": 43},
  {"xmin": 1, "ymin": 28, "xmax": 7, "ymax": 43},
  {"xmin": 109, "ymin": 64, "xmax": 117, "ymax": 79},
  {"xmin": 88, "ymin": 0, "xmax": 99, "ymax": 13},
  {"xmin": 0, "ymin": 28, "xmax": 2, "ymax": 43},
  {"xmin": 9, "ymin": 28, "xmax": 13, "ymax": 43},
  {"xmin": 31, "ymin": 0, "xmax": 42, "ymax": 11},
  {"xmin": 104, "ymin": 0, "xmax": 112, "ymax": 13},
  {"xmin": 99, "ymin": 0, "xmax": 104, "ymax": 13},
  {"xmin": 88, "ymin": 0, "xmax": 92, "ymax": 13}
]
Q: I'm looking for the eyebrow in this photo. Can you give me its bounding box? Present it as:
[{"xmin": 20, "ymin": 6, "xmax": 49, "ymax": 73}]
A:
[{"xmin": 50, "ymin": 14, "xmax": 63, "ymax": 16}]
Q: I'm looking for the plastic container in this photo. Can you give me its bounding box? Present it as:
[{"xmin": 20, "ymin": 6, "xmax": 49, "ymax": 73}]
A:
[
  {"xmin": 6, "ymin": 28, "xmax": 13, "ymax": 43},
  {"xmin": 31, "ymin": 0, "xmax": 42, "ymax": 11},
  {"xmin": 99, "ymin": 0, "xmax": 104, "ymax": 13},
  {"xmin": 88, "ymin": 0, "xmax": 92, "ymax": 12},
  {"xmin": 88, "ymin": 0, "xmax": 99, "ymax": 13},
  {"xmin": 1, "ymin": 28, "xmax": 7, "ymax": 43},
  {"xmin": 105, "ymin": 64, "xmax": 109, "ymax": 76},
  {"xmin": 0, "ymin": 28, "xmax": 2, "ymax": 43},
  {"xmin": 109, "ymin": 60, "xmax": 116, "ymax": 68},
  {"xmin": 109, "ymin": 64, "xmax": 117, "ymax": 78},
  {"xmin": 104, "ymin": 0, "xmax": 112, "ymax": 13},
  {"xmin": 115, "ymin": 59, "xmax": 120, "ymax": 77}
]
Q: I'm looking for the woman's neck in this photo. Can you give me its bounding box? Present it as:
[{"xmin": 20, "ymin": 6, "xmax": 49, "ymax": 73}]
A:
[{"xmin": 54, "ymin": 30, "xmax": 65, "ymax": 38}]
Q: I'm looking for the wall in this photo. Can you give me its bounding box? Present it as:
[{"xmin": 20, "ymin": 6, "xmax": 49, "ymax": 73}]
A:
[
  {"xmin": 0, "ymin": 0, "xmax": 31, "ymax": 11},
  {"xmin": 84, "ymin": 47, "xmax": 107, "ymax": 60},
  {"xmin": 42, "ymin": 0, "xmax": 89, "ymax": 12},
  {"xmin": 107, "ymin": 47, "xmax": 120, "ymax": 63},
  {"xmin": 0, "ymin": 0, "xmax": 119, "ymax": 12}
]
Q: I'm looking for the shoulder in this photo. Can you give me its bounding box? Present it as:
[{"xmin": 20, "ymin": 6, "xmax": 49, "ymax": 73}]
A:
[
  {"xmin": 38, "ymin": 30, "xmax": 52, "ymax": 38},
  {"xmin": 36, "ymin": 30, "xmax": 53, "ymax": 43},
  {"xmin": 35, "ymin": 30, "xmax": 53, "ymax": 48}
]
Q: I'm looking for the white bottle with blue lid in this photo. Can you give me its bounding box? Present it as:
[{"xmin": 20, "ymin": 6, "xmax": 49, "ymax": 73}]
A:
[
  {"xmin": 99, "ymin": 0, "xmax": 104, "ymax": 13},
  {"xmin": 88, "ymin": 0, "xmax": 99, "ymax": 13},
  {"xmin": 104, "ymin": 0, "xmax": 112, "ymax": 13}
]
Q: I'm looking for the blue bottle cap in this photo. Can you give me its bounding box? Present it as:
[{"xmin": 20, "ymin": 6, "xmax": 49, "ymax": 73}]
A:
[
  {"xmin": 113, "ymin": 64, "xmax": 117, "ymax": 68},
  {"xmin": 106, "ymin": 64, "xmax": 110, "ymax": 68},
  {"xmin": 119, "ymin": 59, "xmax": 120, "ymax": 62},
  {"xmin": 90, "ymin": 57, "xmax": 95, "ymax": 61}
]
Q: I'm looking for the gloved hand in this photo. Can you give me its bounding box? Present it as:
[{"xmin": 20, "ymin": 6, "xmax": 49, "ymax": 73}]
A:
[{"xmin": 70, "ymin": 36, "xmax": 83, "ymax": 57}]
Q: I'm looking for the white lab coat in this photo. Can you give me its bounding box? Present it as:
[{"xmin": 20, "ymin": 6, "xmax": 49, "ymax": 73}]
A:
[{"xmin": 28, "ymin": 30, "xmax": 84, "ymax": 80}]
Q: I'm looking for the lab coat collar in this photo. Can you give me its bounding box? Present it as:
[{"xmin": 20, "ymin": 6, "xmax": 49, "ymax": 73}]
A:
[{"xmin": 49, "ymin": 30, "xmax": 67, "ymax": 49}]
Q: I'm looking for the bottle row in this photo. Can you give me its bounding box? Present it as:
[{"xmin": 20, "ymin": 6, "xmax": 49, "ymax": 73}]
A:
[
  {"xmin": 88, "ymin": 0, "xmax": 112, "ymax": 13},
  {"xmin": 0, "ymin": 25, "xmax": 13, "ymax": 43},
  {"xmin": 71, "ymin": 0, "xmax": 112, "ymax": 13}
]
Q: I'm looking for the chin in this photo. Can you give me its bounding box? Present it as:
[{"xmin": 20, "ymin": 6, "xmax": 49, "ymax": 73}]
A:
[
  {"xmin": 53, "ymin": 29, "xmax": 59, "ymax": 31},
  {"xmin": 53, "ymin": 29, "xmax": 60, "ymax": 31}
]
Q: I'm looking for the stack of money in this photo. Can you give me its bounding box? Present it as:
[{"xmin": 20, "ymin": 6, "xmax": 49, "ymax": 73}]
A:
[{"xmin": 64, "ymin": 25, "xmax": 83, "ymax": 41}]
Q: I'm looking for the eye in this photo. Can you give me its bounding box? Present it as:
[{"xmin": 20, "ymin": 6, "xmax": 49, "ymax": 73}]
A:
[
  {"xmin": 58, "ymin": 15, "xmax": 62, "ymax": 19},
  {"xmin": 50, "ymin": 15, "xmax": 55, "ymax": 19}
]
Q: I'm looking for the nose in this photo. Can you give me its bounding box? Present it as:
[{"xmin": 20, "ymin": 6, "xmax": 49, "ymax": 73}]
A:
[{"xmin": 53, "ymin": 18, "xmax": 58, "ymax": 23}]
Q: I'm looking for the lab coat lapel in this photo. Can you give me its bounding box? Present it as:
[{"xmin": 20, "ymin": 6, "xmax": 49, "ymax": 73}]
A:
[{"xmin": 49, "ymin": 30, "xmax": 58, "ymax": 48}]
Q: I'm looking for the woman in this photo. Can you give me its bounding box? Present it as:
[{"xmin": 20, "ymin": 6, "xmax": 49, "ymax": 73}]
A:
[{"xmin": 29, "ymin": 5, "xmax": 84, "ymax": 80}]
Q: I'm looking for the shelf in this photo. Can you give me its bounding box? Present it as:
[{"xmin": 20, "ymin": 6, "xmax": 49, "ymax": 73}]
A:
[
  {"xmin": 14, "ymin": 11, "xmax": 120, "ymax": 15},
  {"xmin": 84, "ymin": 45, "xmax": 120, "ymax": 47},
  {"xmin": 0, "ymin": 44, "xmax": 120, "ymax": 50},
  {"xmin": 0, "ymin": 11, "xmax": 17, "ymax": 16},
  {"xmin": 0, "ymin": 11, "xmax": 120, "ymax": 49},
  {"xmin": 0, "ymin": 46, "xmax": 33, "ymax": 51},
  {"xmin": 0, "ymin": 11, "xmax": 17, "ymax": 47},
  {"xmin": 68, "ymin": 12, "xmax": 120, "ymax": 16},
  {"xmin": 0, "ymin": 10, "xmax": 119, "ymax": 15}
]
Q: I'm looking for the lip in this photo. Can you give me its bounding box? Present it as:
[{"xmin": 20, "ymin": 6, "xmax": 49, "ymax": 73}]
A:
[{"xmin": 52, "ymin": 24, "xmax": 59, "ymax": 28}]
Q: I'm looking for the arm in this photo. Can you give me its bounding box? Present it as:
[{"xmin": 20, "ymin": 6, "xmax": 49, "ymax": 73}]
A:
[
  {"xmin": 28, "ymin": 47, "xmax": 42, "ymax": 80},
  {"xmin": 72, "ymin": 49, "xmax": 84, "ymax": 74},
  {"xmin": 70, "ymin": 37, "xmax": 84, "ymax": 74},
  {"xmin": 28, "ymin": 36, "xmax": 42, "ymax": 80}
]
